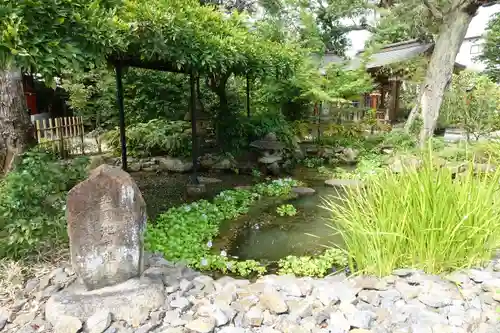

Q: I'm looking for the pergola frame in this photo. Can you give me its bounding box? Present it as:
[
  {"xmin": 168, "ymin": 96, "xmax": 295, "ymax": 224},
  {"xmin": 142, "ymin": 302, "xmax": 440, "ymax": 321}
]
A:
[{"xmin": 109, "ymin": 57, "xmax": 252, "ymax": 184}]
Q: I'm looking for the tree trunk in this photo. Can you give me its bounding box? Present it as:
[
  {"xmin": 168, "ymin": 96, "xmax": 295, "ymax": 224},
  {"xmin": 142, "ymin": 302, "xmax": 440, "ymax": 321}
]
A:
[
  {"xmin": 0, "ymin": 69, "xmax": 34, "ymax": 174},
  {"xmin": 404, "ymin": 85, "xmax": 422, "ymax": 132},
  {"xmin": 418, "ymin": 3, "xmax": 478, "ymax": 145},
  {"xmin": 207, "ymin": 72, "xmax": 231, "ymax": 145}
]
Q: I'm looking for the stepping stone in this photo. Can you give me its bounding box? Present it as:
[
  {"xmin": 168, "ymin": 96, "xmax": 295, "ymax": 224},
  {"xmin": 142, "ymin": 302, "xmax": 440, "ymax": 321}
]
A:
[
  {"xmin": 324, "ymin": 179, "xmax": 363, "ymax": 188},
  {"xmin": 292, "ymin": 187, "xmax": 316, "ymax": 196},
  {"xmin": 197, "ymin": 176, "xmax": 222, "ymax": 184}
]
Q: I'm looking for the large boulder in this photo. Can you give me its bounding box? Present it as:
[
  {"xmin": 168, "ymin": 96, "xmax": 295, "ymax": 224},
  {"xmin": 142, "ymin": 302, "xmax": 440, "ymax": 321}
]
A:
[
  {"xmin": 45, "ymin": 278, "xmax": 165, "ymax": 328},
  {"xmin": 66, "ymin": 165, "xmax": 147, "ymax": 290}
]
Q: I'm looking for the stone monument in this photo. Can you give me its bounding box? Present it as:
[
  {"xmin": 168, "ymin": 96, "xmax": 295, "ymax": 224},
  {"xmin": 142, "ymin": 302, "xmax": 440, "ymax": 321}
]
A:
[
  {"xmin": 45, "ymin": 165, "xmax": 165, "ymax": 327},
  {"xmin": 67, "ymin": 164, "xmax": 147, "ymax": 290}
]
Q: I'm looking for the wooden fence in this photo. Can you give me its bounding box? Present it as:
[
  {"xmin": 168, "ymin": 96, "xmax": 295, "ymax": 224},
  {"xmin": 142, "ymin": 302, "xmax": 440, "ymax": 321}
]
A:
[{"xmin": 35, "ymin": 116, "xmax": 85, "ymax": 157}]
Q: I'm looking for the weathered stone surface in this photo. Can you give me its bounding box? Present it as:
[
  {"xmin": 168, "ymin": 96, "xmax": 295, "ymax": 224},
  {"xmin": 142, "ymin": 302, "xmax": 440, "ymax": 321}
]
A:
[
  {"xmin": 260, "ymin": 292, "xmax": 288, "ymax": 314},
  {"xmin": 185, "ymin": 317, "xmax": 216, "ymax": 333},
  {"xmin": 67, "ymin": 165, "xmax": 147, "ymax": 290},
  {"xmin": 85, "ymin": 311, "xmax": 112, "ymax": 333},
  {"xmin": 157, "ymin": 157, "xmax": 193, "ymax": 173},
  {"xmin": 0, "ymin": 307, "xmax": 7, "ymax": 331},
  {"xmin": 45, "ymin": 278, "xmax": 165, "ymax": 328},
  {"xmin": 291, "ymin": 187, "xmax": 316, "ymax": 196},
  {"xmin": 244, "ymin": 306, "xmax": 263, "ymax": 327},
  {"xmin": 197, "ymin": 177, "xmax": 222, "ymax": 184},
  {"xmin": 54, "ymin": 315, "xmax": 82, "ymax": 333}
]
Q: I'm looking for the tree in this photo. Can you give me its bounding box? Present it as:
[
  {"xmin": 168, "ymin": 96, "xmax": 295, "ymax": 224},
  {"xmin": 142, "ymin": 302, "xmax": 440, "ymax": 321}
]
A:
[
  {"xmin": 482, "ymin": 12, "xmax": 500, "ymax": 82},
  {"xmin": 416, "ymin": 0, "xmax": 498, "ymax": 144},
  {"xmin": 0, "ymin": 0, "xmax": 119, "ymax": 173},
  {"xmin": 440, "ymin": 71, "xmax": 500, "ymax": 140}
]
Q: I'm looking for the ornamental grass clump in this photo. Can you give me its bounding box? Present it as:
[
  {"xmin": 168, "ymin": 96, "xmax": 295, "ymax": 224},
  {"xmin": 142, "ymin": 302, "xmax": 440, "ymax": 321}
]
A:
[{"xmin": 324, "ymin": 150, "xmax": 500, "ymax": 276}]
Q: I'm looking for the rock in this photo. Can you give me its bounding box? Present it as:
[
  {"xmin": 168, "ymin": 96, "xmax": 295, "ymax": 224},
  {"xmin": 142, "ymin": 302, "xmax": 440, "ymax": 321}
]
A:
[
  {"xmin": 11, "ymin": 299, "xmax": 27, "ymax": 313},
  {"xmin": 482, "ymin": 279, "xmax": 500, "ymax": 292},
  {"xmin": 260, "ymin": 292, "xmax": 288, "ymax": 314},
  {"xmin": 358, "ymin": 290, "xmax": 380, "ymax": 306},
  {"xmin": 218, "ymin": 327, "xmax": 246, "ymax": 333},
  {"xmin": 66, "ymin": 165, "xmax": 147, "ymax": 290},
  {"xmin": 24, "ymin": 279, "xmax": 39, "ymax": 294},
  {"xmin": 0, "ymin": 308, "xmax": 8, "ymax": 331},
  {"xmin": 212, "ymin": 158, "xmax": 236, "ymax": 171},
  {"xmin": 468, "ymin": 269, "xmax": 493, "ymax": 283},
  {"xmin": 186, "ymin": 184, "xmax": 207, "ymax": 197},
  {"xmin": 328, "ymin": 311, "xmax": 350, "ymax": 333},
  {"xmin": 197, "ymin": 177, "xmax": 222, "ymax": 184},
  {"xmin": 291, "ymin": 187, "xmax": 316, "ymax": 196},
  {"xmin": 185, "ymin": 317, "xmax": 216, "ymax": 333},
  {"xmin": 157, "ymin": 157, "xmax": 193, "ymax": 173},
  {"xmin": 267, "ymin": 162, "xmax": 280, "ymax": 176},
  {"xmin": 128, "ymin": 162, "xmax": 142, "ymax": 172},
  {"xmin": 45, "ymin": 278, "xmax": 165, "ymax": 328},
  {"xmin": 354, "ymin": 276, "xmax": 388, "ymax": 291},
  {"xmin": 474, "ymin": 163, "xmax": 496, "ymax": 173},
  {"xmin": 338, "ymin": 148, "xmax": 359, "ymax": 164},
  {"xmin": 54, "ymin": 315, "xmax": 82, "ymax": 333},
  {"xmin": 85, "ymin": 311, "xmax": 112, "ymax": 333},
  {"xmin": 136, "ymin": 322, "xmax": 161, "ymax": 333},
  {"xmin": 258, "ymin": 155, "xmax": 283, "ymax": 164},
  {"xmin": 418, "ymin": 292, "xmax": 452, "ymax": 308},
  {"xmin": 392, "ymin": 268, "xmax": 416, "ymax": 277},
  {"xmin": 445, "ymin": 271, "xmax": 469, "ymax": 285},
  {"xmin": 493, "ymin": 262, "xmax": 500, "ymax": 272},
  {"xmin": 13, "ymin": 311, "xmax": 36, "ymax": 326},
  {"xmin": 171, "ymin": 297, "xmax": 191, "ymax": 312},
  {"xmin": 347, "ymin": 310, "xmax": 376, "ymax": 329},
  {"xmin": 262, "ymin": 328, "xmax": 281, "ymax": 333},
  {"xmin": 245, "ymin": 306, "xmax": 263, "ymax": 326},
  {"xmin": 389, "ymin": 156, "xmax": 422, "ymax": 173},
  {"xmin": 394, "ymin": 281, "xmax": 420, "ymax": 302}
]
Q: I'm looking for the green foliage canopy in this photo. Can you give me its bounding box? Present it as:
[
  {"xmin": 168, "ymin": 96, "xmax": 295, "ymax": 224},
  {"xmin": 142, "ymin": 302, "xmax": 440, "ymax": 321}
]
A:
[
  {"xmin": 1, "ymin": 0, "xmax": 301, "ymax": 81},
  {"xmin": 440, "ymin": 71, "xmax": 500, "ymax": 139},
  {"xmin": 482, "ymin": 12, "xmax": 500, "ymax": 82},
  {"xmin": 0, "ymin": 0, "xmax": 122, "ymax": 80}
]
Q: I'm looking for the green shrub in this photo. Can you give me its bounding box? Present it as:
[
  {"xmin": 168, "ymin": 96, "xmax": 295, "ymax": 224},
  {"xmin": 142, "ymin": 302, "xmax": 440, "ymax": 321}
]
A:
[
  {"xmin": 380, "ymin": 130, "xmax": 417, "ymax": 151},
  {"xmin": 302, "ymin": 157, "xmax": 325, "ymax": 168},
  {"xmin": 145, "ymin": 178, "xmax": 298, "ymax": 276},
  {"xmin": 324, "ymin": 149, "xmax": 500, "ymax": 276},
  {"xmin": 104, "ymin": 119, "xmax": 191, "ymax": 158},
  {"xmin": 0, "ymin": 152, "xmax": 89, "ymax": 258},
  {"xmin": 441, "ymin": 71, "xmax": 500, "ymax": 140},
  {"xmin": 277, "ymin": 248, "xmax": 348, "ymax": 277},
  {"xmin": 276, "ymin": 204, "xmax": 297, "ymax": 217}
]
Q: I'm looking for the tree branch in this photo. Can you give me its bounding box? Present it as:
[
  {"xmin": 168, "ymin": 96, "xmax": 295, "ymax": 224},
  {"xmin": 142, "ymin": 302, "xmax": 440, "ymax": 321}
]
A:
[{"xmin": 423, "ymin": 0, "xmax": 443, "ymax": 20}]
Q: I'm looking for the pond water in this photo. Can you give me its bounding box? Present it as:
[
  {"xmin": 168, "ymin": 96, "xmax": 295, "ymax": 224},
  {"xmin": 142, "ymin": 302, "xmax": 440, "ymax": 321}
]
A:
[{"xmin": 218, "ymin": 167, "xmax": 347, "ymax": 262}]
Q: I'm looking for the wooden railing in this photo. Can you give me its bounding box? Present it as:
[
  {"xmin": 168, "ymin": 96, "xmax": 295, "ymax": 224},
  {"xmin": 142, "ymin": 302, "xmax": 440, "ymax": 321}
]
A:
[{"xmin": 35, "ymin": 116, "xmax": 85, "ymax": 157}]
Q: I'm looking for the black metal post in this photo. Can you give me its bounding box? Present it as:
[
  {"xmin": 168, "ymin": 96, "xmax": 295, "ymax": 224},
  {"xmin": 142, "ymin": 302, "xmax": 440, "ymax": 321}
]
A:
[
  {"xmin": 190, "ymin": 72, "xmax": 199, "ymax": 184},
  {"xmin": 317, "ymin": 102, "xmax": 322, "ymax": 142},
  {"xmin": 115, "ymin": 63, "xmax": 127, "ymax": 171},
  {"xmin": 246, "ymin": 74, "xmax": 250, "ymax": 118}
]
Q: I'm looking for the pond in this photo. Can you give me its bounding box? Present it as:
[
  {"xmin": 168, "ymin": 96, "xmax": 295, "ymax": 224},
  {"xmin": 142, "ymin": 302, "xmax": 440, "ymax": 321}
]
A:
[{"xmin": 216, "ymin": 166, "xmax": 347, "ymax": 263}]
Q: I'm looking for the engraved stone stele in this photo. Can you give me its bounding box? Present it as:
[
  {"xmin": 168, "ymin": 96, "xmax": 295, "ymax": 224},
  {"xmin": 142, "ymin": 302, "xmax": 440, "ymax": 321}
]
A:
[{"xmin": 67, "ymin": 164, "xmax": 147, "ymax": 290}]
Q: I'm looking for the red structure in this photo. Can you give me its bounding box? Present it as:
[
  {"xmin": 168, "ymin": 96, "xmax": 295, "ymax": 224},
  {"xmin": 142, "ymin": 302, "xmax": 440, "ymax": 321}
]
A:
[{"xmin": 22, "ymin": 74, "xmax": 38, "ymax": 115}]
